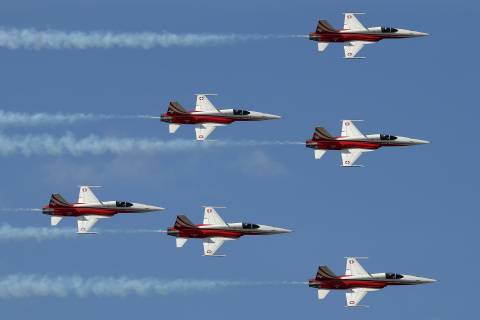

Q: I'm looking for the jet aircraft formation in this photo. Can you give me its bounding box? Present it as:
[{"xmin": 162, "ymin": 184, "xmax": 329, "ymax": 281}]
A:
[{"xmin": 27, "ymin": 12, "xmax": 434, "ymax": 308}]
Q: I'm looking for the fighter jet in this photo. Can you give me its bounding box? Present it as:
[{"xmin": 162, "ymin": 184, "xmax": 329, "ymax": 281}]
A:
[
  {"xmin": 167, "ymin": 206, "xmax": 291, "ymax": 256},
  {"xmin": 42, "ymin": 186, "xmax": 165, "ymax": 234},
  {"xmin": 309, "ymin": 13, "xmax": 429, "ymax": 58},
  {"xmin": 305, "ymin": 120, "xmax": 429, "ymax": 167},
  {"xmin": 309, "ymin": 257, "xmax": 436, "ymax": 307},
  {"xmin": 160, "ymin": 94, "xmax": 281, "ymax": 141}
]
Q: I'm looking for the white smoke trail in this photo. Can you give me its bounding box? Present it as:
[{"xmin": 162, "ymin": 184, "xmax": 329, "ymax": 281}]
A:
[
  {"xmin": 0, "ymin": 208, "xmax": 41, "ymax": 212},
  {"xmin": 0, "ymin": 28, "xmax": 283, "ymax": 50},
  {"xmin": 0, "ymin": 274, "xmax": 273, "ymax": 298},
  {"xmin": 0, "ymin": 131, "xmax": 302, "ymax": 157},
  {"xmin": 0, "ymin": 224, "xmax": 76, "ymax": 242},
  {"xmin": 0, "ymin": 224, "xmax": 163, "ymax": 242},
  {"xmin": 0, "ymin": 110, "xmax": 151, "ymax": 127}
]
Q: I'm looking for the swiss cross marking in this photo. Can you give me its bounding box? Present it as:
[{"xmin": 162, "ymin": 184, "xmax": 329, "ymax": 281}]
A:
[
  {"xmin": 349, "ymin": 301, "xmax": 354, "ymax": 304},
  {"xmin": 82, "ymin": 188, "xmax": 87, "ymax": 192},
  {"xmin": 347, "ymin": 15, "xmax": 352, "ymax": 19},
  {"xmin": 345, "ymin": 161, "xmax": 351, "ymax": 164},
  {"xmin": 81, "ymin": 228, "xmax": 85, "ymax": 231},
  {"xmin": 199, "ymin": 97, "xmax": 204, "ymax": 100},
  {"xmin": 207, "ymin": 209, "xmax": 212, "ymax": 213},
  {"xmin": 349, "ymin": 260, "xmax": 354, "ymax": 264},
  {"xmin": 345, "ymin": 122, "xmax": 350, "ymax": 126},
  {"xmin": 347, "ymin": 53, "xmax": 352, "ymax": 56},
  {"xmin": 199, "ymin": 135, "xmax": 204, "ymax": 139},
  {"xmin": 207, "ymin": 250, "xmax": 212, "ymax": 253}
]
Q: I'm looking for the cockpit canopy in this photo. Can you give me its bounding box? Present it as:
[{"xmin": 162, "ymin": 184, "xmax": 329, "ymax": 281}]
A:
[
  {"xmin": 380, "ymin": 134, "xmax": 398, "ymax": 140},
  {"xmin": 385, "ymin": 273, "xmax": 404, "ymax": 279},
  {"xmin": 381, "ymin": 27, "xmax": 399, "ymax": 33},
  {"xmin": 116, "ymin": 201, "xmax": 133, "ymax": 207},
  {"xmin": 242, "ymin": 223, "xmax": 260, "ymax": 229},
  {"xmin": 233, "ymin": 109, "xmax": 251, "ymax": 116}
]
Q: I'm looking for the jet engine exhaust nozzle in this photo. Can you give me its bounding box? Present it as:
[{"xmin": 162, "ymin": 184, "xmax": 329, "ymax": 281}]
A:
[
  {"xmin": 160, "ymin": 115, "xmax": 172, "ymax": 123},
  {"xmin": 309, "ymin": 33, "xmax": 321, "ymax": 41},
  {"xmin": 42, "ymin": 207, "xmax": 55, "ymax": 215},
  {"xmin": 166, "ymin": 229, "xmax": 179, "ymax": 237}
]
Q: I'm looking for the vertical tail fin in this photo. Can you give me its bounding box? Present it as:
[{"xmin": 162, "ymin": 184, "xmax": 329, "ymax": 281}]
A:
[
  {"xmin": 49, "ymin": 194, "xmax": 71, "ymax": 208},
  {"xmin": 312, "ymin": 127, "xmax": 334, "ymax": 141},
  {"xmin": 316, "ymin": 20, "xmax": 337, "ymax": 34},
  {"xmin": 174, "ymin": 215, "xmax": 197, "ymax": 229},
  {"xmin": 167, "ymin": 101, "xmax": 189, "ymax": 115}
]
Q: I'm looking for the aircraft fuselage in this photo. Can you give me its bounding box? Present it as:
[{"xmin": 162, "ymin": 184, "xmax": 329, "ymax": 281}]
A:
[
  {"xmin": 309, "ymin": 27, "xmax": 428, "ymax": 43},
  {"xmin": 161, "ymin": 109, "xmax": 280, "ymax": 125},
  {"xmin": 306, "ymin": 134, "xmax": 429, "ymax": 150},
  {"xmin": 309, "ymin": 273, "xmax": 436, "ymax": 289},
  {"xmin": 167, "ymin": 222, "xmax": 291, "ymax": 239},
  {"xmin": 42, "ymin": 201, "xmax": 164, "ymax": 217}
]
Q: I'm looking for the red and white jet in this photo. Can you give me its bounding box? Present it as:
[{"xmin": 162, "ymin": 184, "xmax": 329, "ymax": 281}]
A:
[
  {"xmin": 305, "ymin": 120, "xmax": 429, "ymax": 167},
  {"xmin": 309, "ymin": 258, "xmax": 436, "ymax": 307},
  {"xmin": 167, "ymin": 206, "xmax": 291, "ymax": 256},
  {"xmin": 160, "ymin": 94, "xmax": 281, "ymax": 140},
  {"xmin": 42, "ymin": 186, "xmax": 165, "ymax": 233},
  {"xmin": 309, "ymin": 13, "xmax": 429, "ymax": 58}
]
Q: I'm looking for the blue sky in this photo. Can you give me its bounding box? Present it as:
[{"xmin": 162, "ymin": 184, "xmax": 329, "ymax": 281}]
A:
[{"xmin": 0, "ymin": 0, "xmax": 478, "ymax": 319}]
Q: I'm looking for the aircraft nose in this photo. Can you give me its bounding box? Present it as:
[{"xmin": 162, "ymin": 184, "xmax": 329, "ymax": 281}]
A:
[
  {"xmin": 147, "ymin": 205, "xmax": 165, "ymax": 211},
  {"xmin": 266, "ymin": 114, "xmax": 282, "ymax": 120},
  {"xmin": 411, "ymin": 139, "xmax": 430, "ymax": 145},
  {"xmin": 274, "ymin": 227, "xmax": 292, "ymax": 233}
]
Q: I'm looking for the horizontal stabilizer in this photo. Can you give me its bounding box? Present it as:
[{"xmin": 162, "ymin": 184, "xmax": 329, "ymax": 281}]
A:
[
  {"xmin": 317, "ymin": 42, "xmax": 329, "ymax": 51},
  {"xmin": 51, "ymin": 216, "xmax": 63, "ymax": 226},
  {"xmin": 314, "ymin": 149, "xmax": 327, "ymax": 160},
  {"xmin": 176, "ymin": 237, "xmax": 188, "ymax": 248},
  {"xmin": 169, "ymin": 123, "xmax": 181, "ymax": 133},
  {"xmin": 318, "ymin": 289, "xmax": 331, "ymax": 299}
]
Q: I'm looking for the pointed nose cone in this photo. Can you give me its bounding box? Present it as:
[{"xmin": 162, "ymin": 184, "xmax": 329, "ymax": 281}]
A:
[
  {"xmin": 411, "ymin": 31, "xmax": 429, "ymax": 37},
  {"xmin": 144, "ymin": 205, "xmax": 165, "ymax": 212},
  {"xmin": 410, "ymin": 138, "xmax": 430, "ymax": 145},
  {"xmin": 418, "ymin": 277, "xmax": 437, "ymax": 284},
  {"xmin": 271, "ymin": 227, "xmax": 292, "ymax": 234},
  {"xmin": 264, "ymin": 113, "xmax": 282, "ymax": 120}
]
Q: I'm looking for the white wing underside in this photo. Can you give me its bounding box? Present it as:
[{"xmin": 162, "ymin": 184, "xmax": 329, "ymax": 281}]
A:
[
  {"xmin": 344, "ymin": 41, "xmax": 375, "ymax": 59},
  {"xmin": 77, "ymin": 215, "xmax": 110, "ymax": 233},
  {"xmin": 343, "ymin": 13, "xmax": 367, "ymax": 30},
  {"xmin": 78, "ymin": 186, "xmax": 102, "ymax": 204},
  {"xmin": 195, "ymin": 95, "xmax": 219, "ymax": 112},
  {"xmin": 346, "ymin": 288, "xmax": 381, "ymax": 307},
  {"xmin": 203, "ymin": 237, "xmax": 235, "ymax": 256},
  {"xmin": 341, "ymin": 148, "xmax": 374, "ymax": 166},
  {"xmin": 195, "ymin": 123, "xmax": 229, "ymax": 140},
  {"xmin": 203, "ymin": 207, "xmax": 227, "ymax": 225}
]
